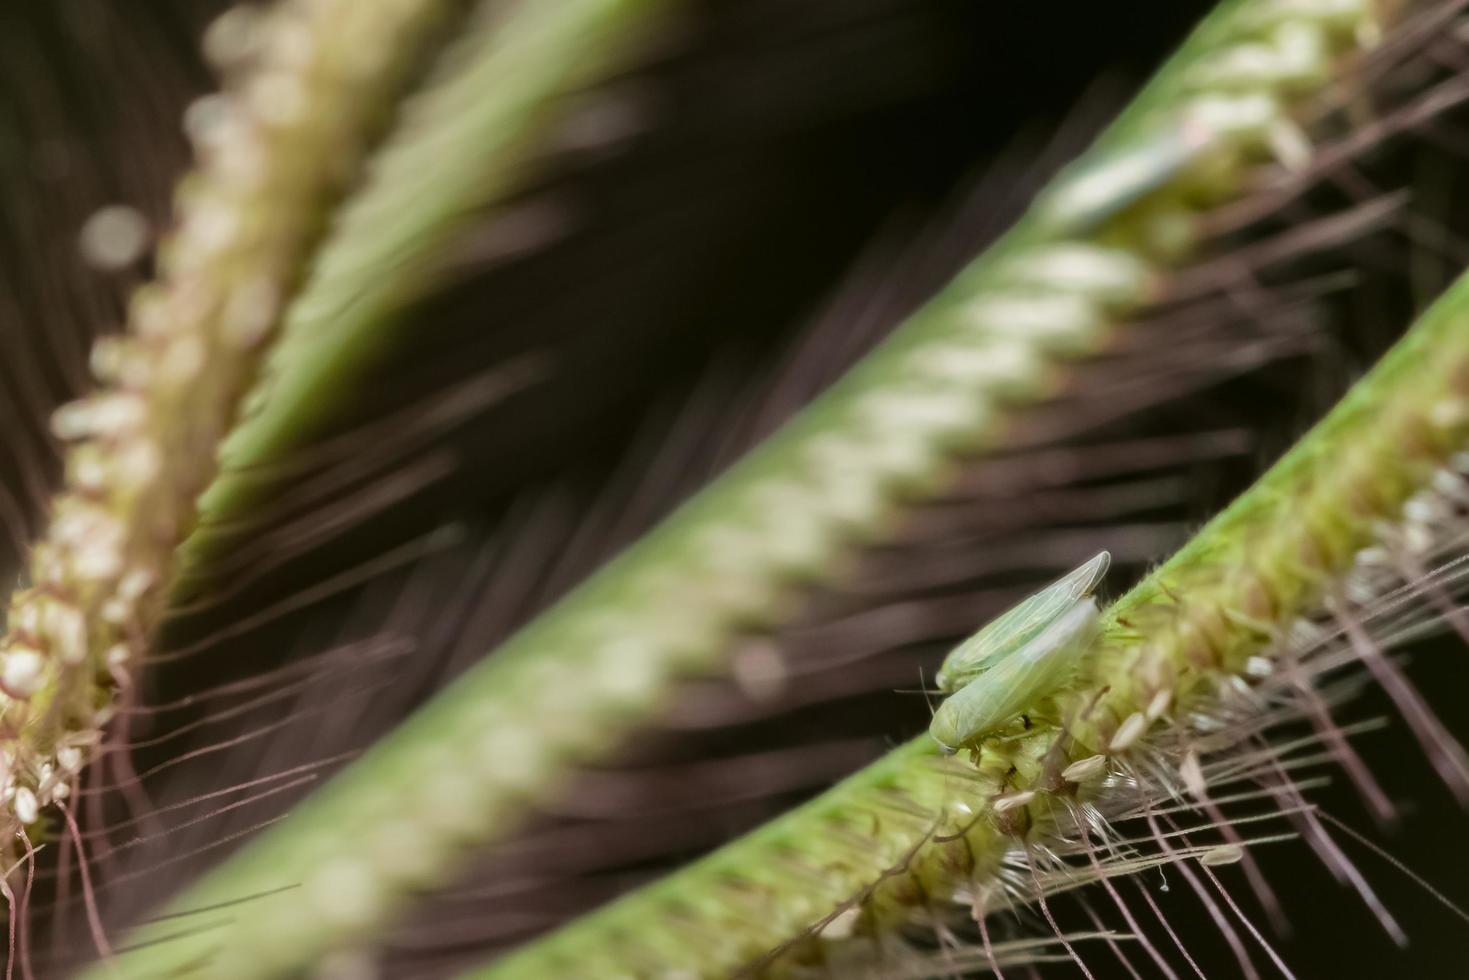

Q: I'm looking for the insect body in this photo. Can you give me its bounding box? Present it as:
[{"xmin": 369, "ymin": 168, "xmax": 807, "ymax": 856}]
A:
[
  {"xmin": 929, "ymin": 552, "xmax": 1109, "ymax": 754},
  {"xmin": 934, "ymin": 551, "xmax": 1109, "ymax": 694}
]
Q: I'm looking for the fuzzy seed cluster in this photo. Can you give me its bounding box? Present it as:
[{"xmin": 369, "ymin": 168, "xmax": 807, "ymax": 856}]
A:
[{"xmin": 0, "ymin": 0, "xmax": 445, "ymax": 842}]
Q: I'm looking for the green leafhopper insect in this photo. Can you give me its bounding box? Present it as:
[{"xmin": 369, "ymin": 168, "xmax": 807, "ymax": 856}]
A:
[
  {"xmin": 934, "ymin": 551, "xmax": 1110, "ymax": 693},
  {"xmin": 929, "ymin": 552, "xmax": 1109, "ymax": 754}
]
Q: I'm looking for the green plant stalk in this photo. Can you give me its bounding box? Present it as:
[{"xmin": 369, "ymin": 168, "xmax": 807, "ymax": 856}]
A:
[
  {"xmin": 0, "ymin": 0, "xmax": 455, "ymax": 858},
  {"xmin": 100, "ymin": 2, "xmax": 1388, "ymax": 976},
  {"xmin": 181, "ymin": 0, "xmax": 672, "ymax": 578},
  {"xmin": 478, "ymin": 251, "xmax": 1469, "ymax": 980}
]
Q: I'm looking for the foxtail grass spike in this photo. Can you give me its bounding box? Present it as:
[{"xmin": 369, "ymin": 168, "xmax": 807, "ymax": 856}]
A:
[
  {"xmin": 479, "ymin": 235, "xmax": 1469, "ymax": 980},
  {"xmin": 0, "ymin": 0, "xmax": 455, "ymax": 871}
]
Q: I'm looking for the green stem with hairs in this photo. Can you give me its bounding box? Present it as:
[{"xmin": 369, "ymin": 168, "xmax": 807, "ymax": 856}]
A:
[{"xmin": 478, "ymin": 242, "xmax": 1469, "ymax": 980}]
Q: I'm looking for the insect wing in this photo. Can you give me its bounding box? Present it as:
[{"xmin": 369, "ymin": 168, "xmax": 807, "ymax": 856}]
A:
[
  {"xmin": 935, "ymin": 551, "xmax": 1109, "ymax": 693},
  {"xmin": 930, "ymin": 599, "xmax": 1101, "ymax": 753}
]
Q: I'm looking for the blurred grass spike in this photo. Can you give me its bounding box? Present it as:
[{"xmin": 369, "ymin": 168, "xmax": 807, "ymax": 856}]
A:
[
  {"xmin": 180, "ymin": 0, "xmax": 679, "ymax": 581},
  {"xmin": 0, "ymin": 0, "xmax": 459, "ymax": 873}
]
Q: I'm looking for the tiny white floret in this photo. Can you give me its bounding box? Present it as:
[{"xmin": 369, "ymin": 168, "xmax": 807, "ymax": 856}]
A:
[
  {"xmin": 819, "ymin": 906, "xmax": 862, "ymax": 941},
  {"xmin": 1145, "ymin": 688, "xmax": 1172, "ymax": 721},
  {"xmin": 1061, "ymin": 754, "xmax": 1108, "ymax": 784},
  {"xmin": 1108, "ymin": 712, "xmax": 1149, "ymax": 753},
  {"xmin": 993, "ymin": 790, "xmax": 1036, "ymax": 814},
  {"xmin": 1, "ymin": 647, "xmax": 46, "ymax": 699},
  {"xmin": 1179, "ymin": 750, "xmax": 1208, "ymax": 802},
  {"xmin": 1201, "ymin": 844, "xmax": 1245, "ymax": 867},
  {"xmin": 12, "ymin": 787, "xmax": 38, "ymax": 825}
]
